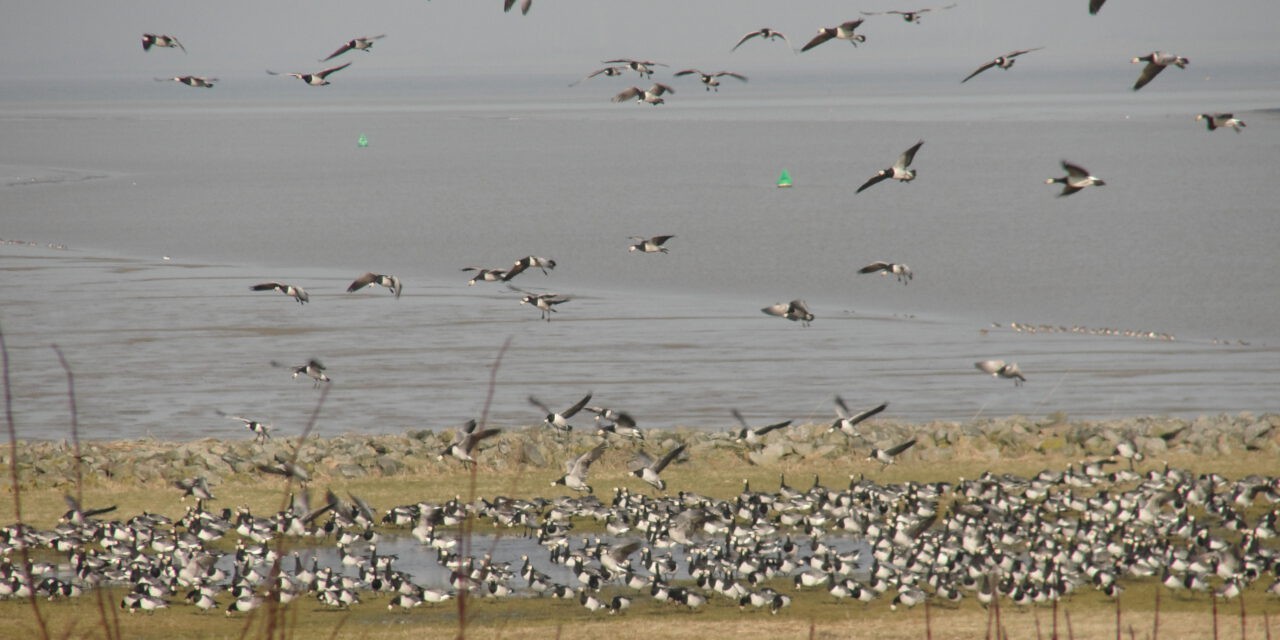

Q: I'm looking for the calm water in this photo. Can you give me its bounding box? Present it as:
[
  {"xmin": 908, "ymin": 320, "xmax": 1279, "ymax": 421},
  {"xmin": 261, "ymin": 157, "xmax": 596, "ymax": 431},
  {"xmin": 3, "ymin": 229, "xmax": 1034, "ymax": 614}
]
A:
[{"xmin": 2, "ymin": 75, "xmax": 1277, "ymax": 441}]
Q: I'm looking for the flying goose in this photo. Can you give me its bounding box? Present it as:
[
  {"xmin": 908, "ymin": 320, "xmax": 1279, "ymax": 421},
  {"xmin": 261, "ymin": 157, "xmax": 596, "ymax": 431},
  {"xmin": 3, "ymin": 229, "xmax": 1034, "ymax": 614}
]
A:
[
  {"xmin": 1130, "ymin": 52, "xmax": 1188, "ymax": 91},
  {"xmin": 674, "ymin": 69, "xmax": 748, "ymax": 91},
  {"xmin": 266, "ymin": 61, "xmax": 352, "ymax": 86},
  {"xmin": 552, "ymin": 442, "xmax": 607, "ymax": 493},
  {"xmin": 730, "ymin": 409, "xmax": 792, "ymax": 447},
  {"xmin": 174, "ymin": 476, "xmax": 215, "ymax": 501},
  {"xmin": 530, "ymin": 393, "xmax": 593, "ymax": 431},
  {"xmin": 1089, "ymin": 0, "xmax": 1106, "ymax": 14},
  {"xmin": 1197, "ymin": 113, "xmax": 1245, "ymax": 133},
  {"xmin": 502, "ymin": 255, "xmax": 556, "ymax": 281},
  {"xmin": 588, "ymin": 405, "xmax": 640, "ymax": 431},
  {"xmin": 628, "ymin": 235, "xmax": 675, "ymax": 253},
  {"xmin": 251, "ymin": 281, "xmax": 309, "ymax": 304},
  {"xmin": 630, "ymin": 444, "xmax": 686, "ymax": 491},
  {"xmin": 602, "ymin": 59, "xmax": 668, "ymax": 79},
  {"xmin": 612, "ymin": 83, "xmax": 675, "ymax": 105},
  {"xmin": 320, "ymin": 35, "xmax": 385, "ymax": 62},
  {"xmin": 975, "ymin": 359, "xmax": 1026, "ymax": 385},
  {"xmin": 142, "ymin": 34, "xmax": 185, "ymax": 52},
  {"xmin": 61, "ymin": 495, "xmax": 117, "ymax": 526},
  {"xmin": 227, "ymin": 416, "xmax": 272, "ymax": 442},
  {"xmin": 289, "ymin": 359, "xmax": 330, "ymax": 386},
  {"xmin": 801, "ymin": 20, "xmax": 866, "ymax": 52},
  {"xmin": 155, "ymin": 76, "xmax": 217, "ymax": 88},
  {"xmin": 867, "ymin": 439, "xmax": 916, "ymax": 466},
  {"xmin": 461, "ymin": 266, "xmax": 507, "ymax": 284},
  {"xmin": 731, "ymin": 28, "xmax": 792, "ymax": 52},
  {"xmin": 437, "ymin": 426, "xmax": 501, "ymax": 466},
  {"xmin": 762, "ymin": 299, "xmax": 814, "ymax": 326},
  {"xmin": 504, "ymin": 0, "xmax": 532, "ymax": 15},
  {"xmin": 857, "ymin": 140, "xmax": 924, "ymax": 193},
  {"xmin": 858, "ymin": 261, "xmax": 913, "ymax": 283},
  {"xmin": 830, "ymin": 398, "xmax": 888, "ymax": 437},
  {"xmin": 961, "ymin": 47, "xmax": 1043, "ymax": 83},
  {"xmin": 347, "ymin": 272, "xmax": 402, "ymax": 298},
  {"xmin": 1045, "ymin": 160, "xmax": 1105, "ymax": 197},
  {"xmin": 860, "ymin": 4, "xmax": 956, "ymax": 23},
  {"xmin": 568, "ymin": 66, "xmax": 628, "ymax": 87},
  {"xmin": 513, "ymin": 288, "xmax": 572, "ymax": 321}
]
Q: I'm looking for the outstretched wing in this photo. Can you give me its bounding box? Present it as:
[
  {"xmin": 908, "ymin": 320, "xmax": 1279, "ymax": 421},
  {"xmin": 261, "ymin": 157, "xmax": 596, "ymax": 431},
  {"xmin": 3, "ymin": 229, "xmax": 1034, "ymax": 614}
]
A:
[
  {"xmin": 857, "ymin": 171, "xmax": 890, "ymax": 193},
  {"xmin": 961, "ymin": 60, "xmax": 998, "ymax": 83},
  {"xmin": 896, "ymin": 140, "xmax": 925, "ymax": 170},
  {"xmin": 320, "ymin": 41, "xmax": 355, "ymax": 62},
  {"xmin": 1132, "ymin": 62, "xmax": 1165, "ymax": 91},
  {"xmin": 651, "ymin": 444, "xmax": 686, "ymax": 474},
  {"xmin": 801, "ymin": 30, "xmax": 834, "ymax": 52},
  {"xmin": 731, "ymin": 31, "xmax": 762, "ymax": 51}
]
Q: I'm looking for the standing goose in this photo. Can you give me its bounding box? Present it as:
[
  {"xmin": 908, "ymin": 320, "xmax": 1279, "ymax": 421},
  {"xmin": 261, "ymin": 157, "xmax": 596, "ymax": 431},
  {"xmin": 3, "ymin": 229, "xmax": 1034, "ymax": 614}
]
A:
[
  {"xmin": 347, "ymin": 272, "xmax": 402, "ymax": 298},
  {"xmin": 502, "ymin": 255, "xmax": 556, "ymax": 281},
  {"xmin": 529, "ymin": 393, "xmax": 593, "ymax": 431},
  {"xmin": 319, "ymin": 35, "xmax": 385, "ymax": 62},
  {"xmin": 831, "ymin": 398, "xmax": 888, "ymax": 437},
  {"xmin": 961, "ymin": 47, "xmax": 1043, "ymax": 83},
  {"xmin": 1045, "ymin": 160, "xmax": 1105, "ymax": 197},
  {"xmin": 858, "ymin": 261, "xmax": 913, "ymax": 284},
  {"xmin": 602, "ymin": 59, "xmax": 668, "ymax": 79},
  {"xmin": 674, "ymin": 69, "xmax": 748, "ymax": 92},
  {"xmin": 1196, "ymin": 113, "xmax": 1245, "ymax": 133},
  {"xmin": 628, "ymin": 235, "xmax": 675, "ymax": 253},
  {"xmin": 251, "ymin": 281, "xmax": 309, "ymax": 304},
  {"xmin": 155, "ymin": 76, "xmax": 217, "ymax": 88},
  {"xmin": 142, "ymin": 34, "xmax": 185, "ymax": 52},
  {"xmin": 731, "ymin": 28, "xmax": 791, "ymax": 52},
  {"xmin": 612, "ymin": 83, "xmax": 675, "ymax": 105},
  {"xmin": 266, "ymin": 61, "xmax": 352, "ymax": 86},
  {"xmin": 1130, "ymin": 52, "xmax": 1189, "ymax": 91},
  {"xmin": 552, "ymin": 442, "xmax": 607, "ymax": 493},
  {"xmin": 801, "ymin": 20, "xmax": 866, "ymax": 51},
  {"xmin": 857, "ymin": 140, "xmax": 924, "ymax": 193},
  {"xmin": 867, "ymin": 439, "xmax": 916, "ymax": 466},
  {"xmin": 762, "ymin": 299, "xmax": 814, "ymax": 326},
  {"xmin": 860, "ymin": 4, "xmax": 957, "ymax": 23},
  {"xmin": 630, "ymin": 444, "xmax": 686, "ymax": 491},
  {"xmin": 975, "ymin": 360, "xmax": 1026, "ymax": 386}
]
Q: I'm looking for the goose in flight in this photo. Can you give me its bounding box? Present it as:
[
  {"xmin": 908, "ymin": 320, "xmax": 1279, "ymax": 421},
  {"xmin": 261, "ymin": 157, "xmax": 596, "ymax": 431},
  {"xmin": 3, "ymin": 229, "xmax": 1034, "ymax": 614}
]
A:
[
  {"xmin": 762, "ymin": 299, "xmax": 814, "ymax": 326},
  {"xmin": 801, "ymin": 20, "xmax": 866, "ymax": 51},
  {"xmin": 504, "ymin": 0, "xmax": 532, "ymax": 15},
  {"xmin": 530, "ymin": 393, "xmax": 593, "ymax": 431},
  {"xmin": 857, "ymin": 140, "xmax": 924, "ymax": 193},
  {"xmin": 612, "ymin": 83, "xmax": 675, "ymax": 105},
  {"xmin": 975, "ymin": 360, "xmax": 1026, "ymax": 385},
  {"xmin": 347, "ymin": 272, "xmax": 402, "ymax": 298},
  {"xmin": 858, "ymin": 261, "xmax": 913, "ymax": 284},
  {"xmin": 568, "ymin": 66, "xmax": 628, "ymax": 87},
  {"xmin": 155, "ymin": 76, "xmax": 217, "ymax": 88},
  {"xmin": 502, "ymin": 255, "xmax": 556, "ymax": 281},
  {"xmin": 602, "ymin": 59, "xmax": 668, "ymax": 79},
  {"xmin": 437, "ymin": 426, "xmax": 501, "ymax": 466},
  {"xmin": 830, "ymin": 398, "xmax": 888, "ymax": 437},
  {"xmin": 461, "ymin": 266, "xmax": 507, "ymax": 284},
  {"xmin": 1197, "ymin": 113, "xmax": 1245, "ymax": 133},
  {"xmin": 730, "ymin": 409, "xmax": 792, "ymax": 447},
  {"xmin": 1130, "ymin": 52, "xmax": 1188, "ymax": 91},
  {"xmin": 266, "ymin": 62, "xmax": 352, "ymax": 86},
  {"xmin": 961, "ymin": 47, "xmax": 1042, "ymax": 83},
  {"xmin": 674, "ymin": 69, "xmax": 748, "ymax": 92},
  {"xmin": 552, "ymin": 442, "xmax": 607, "ymax": 493},
  {"xmin": 287, "ymin": 359, "xmax": 330, "ymax": 386},
  {"xmin": 1089, "ymin": 0, "xmax": 1106, "ymax": 14},
  {"xmin": 630, "ymin": 444, "xmax": 686, "ymax": 491},
  {"xmin": 1045, "ymin": 160, "xmax": 1105, "ymax": 197},
  {"xmin": 251, "ymin": 282, "xmax": 309, "ymax": 304},
  {"xmin": 227, "ymin": 416, "xmax": 272, "ymax": 442},
  {"xmin": 320, "ymin": 35, "xmax": 385, "ymax": 62},
  {"xmin": 142, "ymin": 34, "xmax": 185, "ymax": 53},
  {"xmin": 629, "ymin": 235, "xmax": 675, "ymax": 253},
  {"xmin": 511, "ymin": 287, "xmax": 571, "ymax": 321},
  {"xmin": 861, "ymin": 4, "xmax": 956, "ymax": 23},
  {"xmin": 867, "ymin": 439, "xmax": 916, "ymax": 466},
  {"xmin": 731, "ymin": 28, "xmax": 791, "ymax": 52}
]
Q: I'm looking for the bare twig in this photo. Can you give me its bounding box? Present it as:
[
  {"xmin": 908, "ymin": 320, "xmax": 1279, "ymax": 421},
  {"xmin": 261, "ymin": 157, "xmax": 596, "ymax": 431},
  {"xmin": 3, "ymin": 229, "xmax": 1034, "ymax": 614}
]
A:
[{"xmin": 2, "ymin": 326, "xmax": 50, "ymax": 639}]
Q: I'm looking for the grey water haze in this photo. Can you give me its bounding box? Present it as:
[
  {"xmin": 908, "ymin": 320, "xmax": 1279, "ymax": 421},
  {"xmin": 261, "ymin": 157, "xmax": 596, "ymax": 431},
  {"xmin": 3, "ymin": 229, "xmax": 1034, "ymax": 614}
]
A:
[{"xmin": 3, "ymin": 68, "xmax": 1279, "ymax": 441}]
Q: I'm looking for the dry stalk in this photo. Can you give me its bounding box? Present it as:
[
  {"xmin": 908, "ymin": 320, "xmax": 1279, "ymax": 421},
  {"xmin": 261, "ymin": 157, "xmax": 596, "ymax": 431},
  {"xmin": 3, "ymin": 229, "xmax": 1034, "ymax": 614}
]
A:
[{"xmin": 2, "ymin": 326, "xmax": 50, "ymax": 639}]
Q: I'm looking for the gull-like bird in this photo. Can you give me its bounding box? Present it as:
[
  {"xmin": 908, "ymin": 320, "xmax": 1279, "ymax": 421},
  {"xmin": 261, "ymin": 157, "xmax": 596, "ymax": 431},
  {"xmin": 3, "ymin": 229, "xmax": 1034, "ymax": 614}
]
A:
[
  {"xmin": 857, "ymin": 140, "xmax": 924, "ymax": 193},
  {"xmin": 731, "ymin": 28, "xmax": 791, "ymax": 52},
  {"xmin": 674, "ymin": 69, "xmax": 748, "ymax": 92},
  {"xmin": 1197, "ymin": 113, "xmax": 1245, "ymax": 133},
  {"xmin": 975, "ymin": 360, "xmax": 1026, "ymax": 386},
  {"xmin": 502, "ymin": 255, "xmax": 556, "ymax": 281},
  {"xmin": 830, "ymin": 398, "xmax": 888, "ymax": 437},
  {"xmin": 612, "ymin": 83, "xmax": 675, "ymax": 105},
  {"xmin": 461, "ymin": 267, "xmax": 507, "ymax": 284},
  {"xmin": 1045, "ymin": 160, "xmax": 1105, "ymax": 197},
  {"xmin": 552, "ymin": 442, "xmax": 607, "ymax": 493},
  {"xmin": 628, "ymin": 235, "xmax": 675, "ymax": 253},
  {"xmin": 858, "ymin": 261, "xmax": 913, "ymax": 284},
  {"xmin": 762, "ymin": 299, "xmax": 814, "ymax": 326},
  {"xmin": 320, "ymin": 35, "xmax": 385, "ymax": 62},
  {"xmin": 1130, "ymin": 52, "xmax": 1189, "ymax": 91},
  {"xmin": 504, "ymin": 0, "xmax": 532, "ymax": 15},
  {"xmin": 437, "ymin": 426, "xmax": 501, "ymax": 466},
  {"xmin": 867, "ymin": 439, "xmax": 916, "ymax": 466},
  {"xmin": 155, "ymin": 76, "xmax": 217, "ymax": 88},
  {"xmin": 530, "ymin": 393, "xmax": 593, "ymax": 431},
  {"xmin": 266, "ymin": 61, "xmax": 352, "ymax": 86},
  {"xmin": 801, "ymin": 20, "xmax": 866, "ymax": 52},
  {"xmin": 251, "ymin": 281, "xmax": 309, "ymax": 304},
  {"xmin": 142, "ymin": 34, "xmax": 185, "ymax": 52},
  {"xmin": 602, "ymin": 59, "xmax": 668, "ymax": 79},
  {"xmin": 630, "ymin": 444, "xmax": 686, "ymax": 491},
  {"xmin": 961, "ymin": 47, "xmax": 1043, "ymax": 83},
  {"xmin": 568, "ymin": 66, "xmax": 628, "ymax": 87},
  {"xmin": 861, "ymin": 4, "xmax": 957, "ymax": 23},
  {"xmin": 227, "ymin": 416, "xmax": 272, "ymax": 442},
  {"xmin": 347, "ymin": 272, "xmax": 402, "ymax": 298},
  {"xmin": 730, "ymin": 409, "xmax": 792, "ymax": 447}
]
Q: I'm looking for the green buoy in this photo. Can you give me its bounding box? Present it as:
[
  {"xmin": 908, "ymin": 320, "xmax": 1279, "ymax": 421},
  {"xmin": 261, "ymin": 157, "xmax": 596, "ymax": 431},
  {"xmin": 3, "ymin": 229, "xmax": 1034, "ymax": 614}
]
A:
[
  {"xmin": 776, "ymin": 169, "xmax": 792, "ymax": 188},
  {"xmin": 357, "ymin": 133, "xmax": 369, "ymax": 148}
]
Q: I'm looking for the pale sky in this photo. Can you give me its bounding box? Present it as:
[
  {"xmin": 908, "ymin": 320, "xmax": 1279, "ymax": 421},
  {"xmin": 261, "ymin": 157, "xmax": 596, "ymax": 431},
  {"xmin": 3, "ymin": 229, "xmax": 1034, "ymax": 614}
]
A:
[{"xmin": 2, "ymin": 0, "xmax": 1276, "ymax": 84}]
